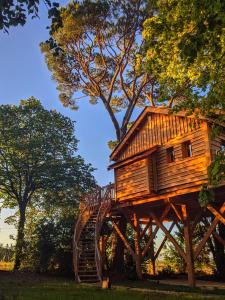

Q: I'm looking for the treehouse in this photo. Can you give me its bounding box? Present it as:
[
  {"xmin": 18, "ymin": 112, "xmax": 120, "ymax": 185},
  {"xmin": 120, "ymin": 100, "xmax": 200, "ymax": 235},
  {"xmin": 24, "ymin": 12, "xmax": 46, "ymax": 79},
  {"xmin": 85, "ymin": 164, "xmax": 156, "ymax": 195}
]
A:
[{"xmin": 74, "ymin": 106, "xmax": 225, "ymax": 287}]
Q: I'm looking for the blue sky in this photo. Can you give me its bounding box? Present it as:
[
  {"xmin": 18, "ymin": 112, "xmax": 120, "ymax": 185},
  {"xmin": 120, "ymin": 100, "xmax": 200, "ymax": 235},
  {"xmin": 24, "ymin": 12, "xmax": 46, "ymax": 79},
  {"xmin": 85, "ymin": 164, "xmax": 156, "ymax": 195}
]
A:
[
  {"xmin": 0, "ymin": 1, "xmax": 117, "ymax": 244},
  {"xmin": 0, "ymin": 1, "xmax": 144, "ymax": 245}
]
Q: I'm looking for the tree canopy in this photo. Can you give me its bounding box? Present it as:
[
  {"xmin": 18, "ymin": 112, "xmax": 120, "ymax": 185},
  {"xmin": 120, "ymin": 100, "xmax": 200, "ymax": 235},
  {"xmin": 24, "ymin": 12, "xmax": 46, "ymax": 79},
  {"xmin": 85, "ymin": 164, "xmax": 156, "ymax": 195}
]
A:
[
  {"xmin": 142, "ymin": 0, "xmax": 225, "ymax": 114},
  {"xmin": 0, "ymin": 97, "xmax": 96, "ymax": 269},
  {"xmin": 0, "ymin": 0, "xmax": 59, "ymax": 32},
  {"xmin": 41, "ymin": 0, "xmax": 159, "ymax": 142}
]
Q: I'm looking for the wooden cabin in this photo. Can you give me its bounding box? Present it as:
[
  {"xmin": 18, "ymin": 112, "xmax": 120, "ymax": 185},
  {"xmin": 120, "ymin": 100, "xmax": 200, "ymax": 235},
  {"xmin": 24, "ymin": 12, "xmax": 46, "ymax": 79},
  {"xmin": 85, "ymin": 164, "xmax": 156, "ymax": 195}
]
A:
[
  {"xmin": 109, "ymin": 106, "xmax": 225, "ymax": 203},
  {"xmin": 74, "ymin": 106, "xmax": 225, "ymax": 288}
]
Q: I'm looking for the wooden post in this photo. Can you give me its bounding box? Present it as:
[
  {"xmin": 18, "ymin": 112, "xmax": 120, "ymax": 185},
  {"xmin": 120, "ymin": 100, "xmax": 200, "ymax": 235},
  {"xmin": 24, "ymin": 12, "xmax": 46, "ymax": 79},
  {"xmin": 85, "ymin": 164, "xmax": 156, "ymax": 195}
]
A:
[
  {"xmin": 148, "ymin": 223, "xmax": 156, "ymax": 276},
  {"xmin": 133, "ymin": 213, "xmax": 142, "ymax": 280},
  {"xmin": 182, "ymin": 205, "xmax": 195, "ymax": 288}
]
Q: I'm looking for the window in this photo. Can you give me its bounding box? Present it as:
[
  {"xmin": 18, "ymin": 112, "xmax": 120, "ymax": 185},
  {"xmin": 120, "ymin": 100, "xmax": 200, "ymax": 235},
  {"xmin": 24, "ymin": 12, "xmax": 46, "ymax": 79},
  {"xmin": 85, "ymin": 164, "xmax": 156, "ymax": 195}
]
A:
[
  {"xmin": 182, "ymin": 141, "xmax": 193, "ymax": 158},
  {"xmin": 167, "ymin": 147, "xmax": 175, "ymax": 163},
  {"xmin": 220, "ymin": 140, "xmax": 225, "ymax": 153}
]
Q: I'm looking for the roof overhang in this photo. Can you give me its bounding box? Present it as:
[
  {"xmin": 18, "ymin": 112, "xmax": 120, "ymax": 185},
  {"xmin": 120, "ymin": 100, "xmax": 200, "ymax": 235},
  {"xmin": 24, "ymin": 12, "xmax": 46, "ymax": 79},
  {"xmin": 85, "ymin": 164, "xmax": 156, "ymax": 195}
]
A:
[{"xmin": 108, "ymin": 146, "xmax": 158, "ymax": 170}]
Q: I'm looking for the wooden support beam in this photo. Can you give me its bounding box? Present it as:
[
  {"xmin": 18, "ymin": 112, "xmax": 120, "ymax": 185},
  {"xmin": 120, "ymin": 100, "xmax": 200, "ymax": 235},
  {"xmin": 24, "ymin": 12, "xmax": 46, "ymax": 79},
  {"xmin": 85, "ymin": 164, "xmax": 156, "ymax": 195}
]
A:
[
  {"xmin": 133, "ymin": 213, "xmax": 142, "ymax": 279},
  {"xmin": 182, "ymin": 205, "xmax": 195, "ymax": 288},
  {"xmin": 170, "ymin": 202, "xmax": 183, "ymax": 221},
  {"xmin": 213, "ymin": 232, "xmax": 225, "ymax": 247},
  {"xmin": 207, "ymin": 204, "xmax": 225, "ymax": 226},
  {"xmin": 112, "ymin": 221, "xmax": 135, "ymax": 259},
  {"xmin": 140, "ymin": 218, "xmax": 152, "ymax": 239},
  {"xmin": 203, "ymin": 217, "xmax": 225, "ymax": 248},
  {"xmin": 149, "ymin": 211, "xmax": 186, "ymax": 262},
  {"xmin": 142, "ymin": 205, "xmax": 170, "ymax": 257},
  {"xmin": 148, "ymin": 223, "xmax": 156, "ymax": 276},
  {"xmin": 154, "ymin": 222, "xmax": 175, "ymax": 260},
  {"xmin": 190, "ymin": 210, "xmax": 203, "ymax": 234},
  {"xmin": 122, "ymin": 209, "xmax": 135, "ymax": 230},
  {"xmin": 174, "ymin": 220, "xmax": 183, "ymax": 235},
  {"xmin": 194, "ymin": 202, "xmax": 225, "ymax": 259}
]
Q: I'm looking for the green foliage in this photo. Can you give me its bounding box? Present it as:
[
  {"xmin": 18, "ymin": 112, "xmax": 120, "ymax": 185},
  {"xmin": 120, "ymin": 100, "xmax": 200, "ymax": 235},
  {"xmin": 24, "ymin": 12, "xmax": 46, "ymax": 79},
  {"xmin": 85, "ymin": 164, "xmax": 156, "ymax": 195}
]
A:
[
  {"xmin": 0, "ymin": 97, "xmax": 96, "ymax": 270},
  {"xmin": 108, "ymin": 140, "xmax": 119, "ymax": 150},
  {"xmin": 164, "ymin": 224, "xmax": 212, "ymax": 273},
  {"xmin": 208, "ymin": 152, "xmax": 225, "ymax": 186},
  {"xmin": 41, "ymin": 0, "xmax": 157, "ymax": 140},
  {"xmin": 21, "ymin": 201, "xmax": 80, "ymax": 274},
  {"xmin": 142, "ymin": 0, "xmax": 225, "ymax": 114},
  {"xmin": 198, "ymin": 184, "xmax": 215, "ymax": 207},
  {"xmin": 198, "ymin": 151, "xmax": 225, "ymax": 207},
  {"xmin": 0, "ymin": 0, "xmax": 60, "ymax": 32},
  {"xmin": 0, "ymin": 243, "xmax": 14, "ymax": 262}
]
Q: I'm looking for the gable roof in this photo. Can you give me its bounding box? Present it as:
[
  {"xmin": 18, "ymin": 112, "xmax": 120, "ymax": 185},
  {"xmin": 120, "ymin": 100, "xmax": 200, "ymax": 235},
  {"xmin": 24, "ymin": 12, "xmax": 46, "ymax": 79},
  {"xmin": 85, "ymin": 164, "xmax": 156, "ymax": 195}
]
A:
[{"xmin": 110, "ymin": 106, "xmax": 203, "ymax": 161}]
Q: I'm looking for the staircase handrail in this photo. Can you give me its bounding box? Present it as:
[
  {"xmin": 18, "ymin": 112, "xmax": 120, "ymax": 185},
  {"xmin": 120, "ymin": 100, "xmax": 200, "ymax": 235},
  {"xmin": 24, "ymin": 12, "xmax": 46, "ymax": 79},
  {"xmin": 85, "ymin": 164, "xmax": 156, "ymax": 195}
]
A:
[
  {"xmin": 73, "ymin": 183, "xmax": 114, "ymax": 282},
  {"xmin": 95, "ymin": 184, "xmax": 113, "ymax": 282},
  {"xmin": 73, "ymin": 203, "xmax": 93, "ymax": 282}
]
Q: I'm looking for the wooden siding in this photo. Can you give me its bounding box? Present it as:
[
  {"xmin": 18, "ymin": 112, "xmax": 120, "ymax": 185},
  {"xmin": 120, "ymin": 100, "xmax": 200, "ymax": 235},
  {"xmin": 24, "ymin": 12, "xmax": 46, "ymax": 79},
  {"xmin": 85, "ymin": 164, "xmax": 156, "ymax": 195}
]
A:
[
  {"xmin": 155, "ymin": 126, "xmax": 210, "ymax": 193},
  {"xmin": 117, "ymin": 113, "xmax": 201, "ymax": 161},
  {"xmin": 115, "ymin": 158, "xmax": 152, "ymax": 201},
  {"xmin": 210, "ymin": 130, "xmax": 225, "ymax": 158}
]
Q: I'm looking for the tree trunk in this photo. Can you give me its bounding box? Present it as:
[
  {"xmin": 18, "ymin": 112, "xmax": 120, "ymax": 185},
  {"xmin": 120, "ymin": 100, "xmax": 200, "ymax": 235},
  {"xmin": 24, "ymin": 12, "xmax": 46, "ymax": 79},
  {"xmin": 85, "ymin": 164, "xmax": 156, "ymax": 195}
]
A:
[
  {"xmin": 14, "ymin": 206, "xmax": 26, "ymax": 270},
  {"xmin": 213, "ymin": 223, "xmax": 225, "ymax": 279},
  {"xmin": 111, "ymin": 215, "xmax": 127, "ymax": 274}
]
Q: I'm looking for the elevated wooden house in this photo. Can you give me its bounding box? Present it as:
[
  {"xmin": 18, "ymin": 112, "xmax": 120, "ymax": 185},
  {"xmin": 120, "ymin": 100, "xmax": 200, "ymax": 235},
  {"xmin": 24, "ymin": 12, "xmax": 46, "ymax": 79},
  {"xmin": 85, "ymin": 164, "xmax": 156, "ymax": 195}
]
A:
[{"xmin": 74, "ymin": 106, "xmax": 225, "ymax": 287}]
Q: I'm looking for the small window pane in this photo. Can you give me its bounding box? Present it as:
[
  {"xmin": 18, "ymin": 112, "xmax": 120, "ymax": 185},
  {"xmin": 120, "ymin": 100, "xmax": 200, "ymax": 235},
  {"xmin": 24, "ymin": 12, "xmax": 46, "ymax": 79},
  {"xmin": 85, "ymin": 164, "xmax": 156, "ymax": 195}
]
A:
[
  {"xmin": 220, "ymin": 141, "xmax": 225, "ymax": 153},
  {"xmin": 167, "ymin": 147, "xmax": 175, "ymax": 163},
  {"xmin": 182, "ymin": 141, "xmax": 192, "ymax": 158}
]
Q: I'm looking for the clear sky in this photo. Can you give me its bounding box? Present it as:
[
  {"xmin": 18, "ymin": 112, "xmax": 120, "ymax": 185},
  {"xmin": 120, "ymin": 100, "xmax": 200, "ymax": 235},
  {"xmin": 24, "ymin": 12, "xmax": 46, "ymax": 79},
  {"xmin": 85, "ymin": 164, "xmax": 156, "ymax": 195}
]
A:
[{"xmin": 0, "ymin": 2, "xmax": 143, "ymax": 245}]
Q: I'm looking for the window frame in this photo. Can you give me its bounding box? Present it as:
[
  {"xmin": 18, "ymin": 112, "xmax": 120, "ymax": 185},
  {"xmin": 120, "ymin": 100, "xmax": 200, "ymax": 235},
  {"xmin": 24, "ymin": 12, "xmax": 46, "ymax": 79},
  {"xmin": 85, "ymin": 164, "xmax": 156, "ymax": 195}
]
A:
[
  {"xmin": 166, "ymin": 146, "xmax": 175, "ymax": 163},
  {"xmin": 182, "ymin": 140, "xmax": 193, "ymax": 158}
]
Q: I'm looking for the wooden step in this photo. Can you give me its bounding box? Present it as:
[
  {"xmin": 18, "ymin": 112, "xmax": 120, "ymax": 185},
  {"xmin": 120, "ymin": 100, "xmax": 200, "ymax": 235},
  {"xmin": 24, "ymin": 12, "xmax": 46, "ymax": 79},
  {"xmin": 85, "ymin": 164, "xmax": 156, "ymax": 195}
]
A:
[{"xmin": 78, "ymin": 270, "xmax": 97, "ymax": 274}]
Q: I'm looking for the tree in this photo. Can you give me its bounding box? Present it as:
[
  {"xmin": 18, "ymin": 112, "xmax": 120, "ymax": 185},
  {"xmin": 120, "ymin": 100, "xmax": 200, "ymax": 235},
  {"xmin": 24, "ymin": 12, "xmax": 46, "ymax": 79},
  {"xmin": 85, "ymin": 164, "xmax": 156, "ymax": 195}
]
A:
[
  {"xmin": 41, "ymin": 0, "xmax": 158, "ymax": 143},
  {"xmin": 0, "ymin": 97, "xmax": 96, "ymax": 270},
  {"xmin": 0, "ymin": 0, "xmax": 60, "ymax": 32},
  {"xmin": 142, "ymin": 0, "xmax": 225, "ymax": 113},
  {"xmin": 22, "ymin": 201, "xmax": 79, "ymax": 274},
  {"xmin": 163, "ymin": 224, "xmax": 212, "ymax": 274},
  {"xmin": 143, "ymin": 2, "xmax": 225, "ymax": 276}
]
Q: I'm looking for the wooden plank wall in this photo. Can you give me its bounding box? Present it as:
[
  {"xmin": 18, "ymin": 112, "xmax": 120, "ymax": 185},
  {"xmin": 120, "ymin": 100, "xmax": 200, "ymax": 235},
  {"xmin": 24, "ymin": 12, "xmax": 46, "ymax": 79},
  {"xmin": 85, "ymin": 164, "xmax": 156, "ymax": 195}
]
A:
[
  {"xmin": 210, "ymin": 130, "xmax": 225, "ymax": 157},
  {"xmin": 118, "ymin": 113, "xmax": 201, "ymax": 161},
  {"xmin": 115, "ymin": 158, "xmax": 152, "ymax": 201},
  {"xmin": 157, "ymin": 126, "xmax": 210, "ymax": 193}
]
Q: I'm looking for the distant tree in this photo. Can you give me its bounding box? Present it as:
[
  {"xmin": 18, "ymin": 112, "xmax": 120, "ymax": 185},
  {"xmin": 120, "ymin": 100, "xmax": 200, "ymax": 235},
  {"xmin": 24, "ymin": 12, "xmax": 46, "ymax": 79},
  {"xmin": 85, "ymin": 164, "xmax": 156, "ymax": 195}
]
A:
[
  {"xmin": 21, "ymin": 189, "xmax": 83, "ymax": 274},
  {"xmin": 142, "ymin": 0, "xmax": 225, "ymax": 113},
  {"xmin": 0, "ymin": 0, "xmax": 60, "ymax": 32},
  {"xmin": 163, "ymin": 224, "xmax": 212, "ymax": 274},
  {"xmin": 0, "ymin": 97, "xmax": 96, "ymax": 270},
  {"xmin": 27, "ymin": 206, "xmax": 78, "ymax": 274},
  {"xmin": 0, "ymin": 243, "xmax": 14, "ymax": 262},
  {"xmin": 41, "ymin": 0, "xmax": 157, "ymax": 143}
]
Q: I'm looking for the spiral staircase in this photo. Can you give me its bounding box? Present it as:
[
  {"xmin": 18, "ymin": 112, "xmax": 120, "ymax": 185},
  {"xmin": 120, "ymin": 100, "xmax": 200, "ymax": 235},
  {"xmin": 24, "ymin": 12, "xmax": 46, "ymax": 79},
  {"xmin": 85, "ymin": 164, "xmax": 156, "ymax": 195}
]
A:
[{"xmin": 73, "ymin": 184, "xmax": 114, "ymax": 283}]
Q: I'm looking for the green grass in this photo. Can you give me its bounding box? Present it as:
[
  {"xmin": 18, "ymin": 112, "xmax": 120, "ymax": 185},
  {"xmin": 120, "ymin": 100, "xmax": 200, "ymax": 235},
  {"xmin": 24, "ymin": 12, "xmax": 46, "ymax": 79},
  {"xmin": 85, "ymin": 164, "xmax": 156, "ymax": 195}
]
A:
[
  {"xmin": 1, "ymin": 279, "xmax": 225, "ymax": 300},
  {"xmin": 115, "ymin": 279, "xmax": 225, "ymax": 295}
]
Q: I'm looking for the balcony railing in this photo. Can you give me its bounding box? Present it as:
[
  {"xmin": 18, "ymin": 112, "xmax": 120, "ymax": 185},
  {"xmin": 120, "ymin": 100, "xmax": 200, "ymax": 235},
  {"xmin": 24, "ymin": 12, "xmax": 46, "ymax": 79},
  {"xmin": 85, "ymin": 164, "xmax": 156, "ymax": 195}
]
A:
[{"xmin": 82, "ymin": 183, "xmax": 115, "ymax": 209}]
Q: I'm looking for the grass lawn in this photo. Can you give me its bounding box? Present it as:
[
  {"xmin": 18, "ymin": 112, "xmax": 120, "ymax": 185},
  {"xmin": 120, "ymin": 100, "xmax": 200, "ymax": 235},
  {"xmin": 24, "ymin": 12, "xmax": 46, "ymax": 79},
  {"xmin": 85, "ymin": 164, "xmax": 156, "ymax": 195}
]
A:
[{"xmin": 1, "ymin": 272, "xmax": 225, "ymax": 300}]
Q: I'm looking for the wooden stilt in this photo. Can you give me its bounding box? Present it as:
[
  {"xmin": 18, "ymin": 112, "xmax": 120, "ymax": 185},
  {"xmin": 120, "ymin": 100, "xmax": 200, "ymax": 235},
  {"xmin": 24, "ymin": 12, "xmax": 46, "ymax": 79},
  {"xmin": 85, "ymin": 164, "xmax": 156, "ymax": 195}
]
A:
[
  {"xmin": 194, "ymin": 203, "xmax": 225, "ymax": 259},
  {"xmin": 182, "ymin": 205, "xmax": 195, "ymax": 288},
  {"xmin": 112, "ymin": 221, "xmax": 135, "ymax": 259},
  {"xmin": 133, "ymin": 213, "xmax": 142, "ymax": 280},
  {"xmin": 148, "ymin": 223, "xmax": 156, "ymax": 276}
]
